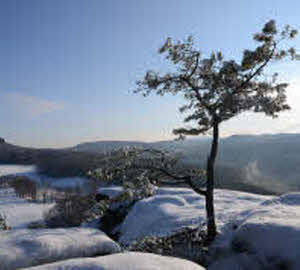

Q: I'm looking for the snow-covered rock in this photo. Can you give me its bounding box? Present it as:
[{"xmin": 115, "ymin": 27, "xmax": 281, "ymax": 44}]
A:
[
  {"xmin": 22, "ymin": 252, "xmax": 205, "ymax": 270},
  {"xmin": 119, "ymin": 187, "xmax": 271, "ymax": 245},
  {"xmin": 209, "ymin": 193, "xmax": 300, "ymax": 270},
  {"xmin": 0, "ymin": 188, "xmax": 53, "ymax": 228},
  {"xmin": 0, "ymin": 228, "xmax": 121, "ymax": 270}
]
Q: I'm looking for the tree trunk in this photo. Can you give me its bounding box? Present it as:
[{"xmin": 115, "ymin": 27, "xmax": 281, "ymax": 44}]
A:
[{"xmin": 205, "ymin": 118, "xmax": 219, "ymax": 242}]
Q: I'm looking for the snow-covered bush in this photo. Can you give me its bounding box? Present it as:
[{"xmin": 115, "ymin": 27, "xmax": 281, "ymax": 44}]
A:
[
  {"xmin": 44, "ymin": 194, "xmax": 96, "ymax": 228},
  {"xmin": 88, "ymin": 148, "xmax": 198, "ymax": 222},
  {"xmin": 85, "ymin": 148, "xmax": 170, "ymax": 235},
  {"xmin": 0, "ymin": 213, "xmax": 10, "ymax": 230},
  {"xmin": 129, "ymin": 227, "xmax": 208, "ymax": 265},
  {"xmin": 88, "ymin": 148, "xmax": 158, "ymax": 202}
]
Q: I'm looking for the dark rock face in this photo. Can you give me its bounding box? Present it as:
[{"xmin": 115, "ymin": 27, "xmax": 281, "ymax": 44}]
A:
[
  {"xmin": 95, "ymin": 193, "xmax": 110, "ymax": 202},
  {"xmin": 0, "ymin": 138, "xmax": 5, "ymax": 143},
  {"xmin": 99, "ymin": 200, "xmax": 137, "ymax": 241}
]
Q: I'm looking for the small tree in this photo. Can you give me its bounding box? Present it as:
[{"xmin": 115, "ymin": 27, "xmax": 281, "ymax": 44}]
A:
[
  {"xmin": 89, "ymin": 147, "xmax": 206, "ymax": 234},
  {"xmin": 135, "ymin": 20, "xmax": 298, "ymax": 241}
]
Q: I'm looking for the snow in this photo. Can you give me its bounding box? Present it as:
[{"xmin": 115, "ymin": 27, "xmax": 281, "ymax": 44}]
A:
[
  {"xmin": 3, "ymin": 164, "xmax": 299, "ymax": 269},
  {"xmin": 208, "ymin": 192, "xmax": 300, "ymax": 270},
  {"xmin": 98, "ymin": 186, "xmax": 124, "ymax": 198},
  {"xmin": 0, "ymin": 164, "xmax": 36, "ymax": 177},
  {"xmin": 0, "ymin": 164, "xmax": 89, "ymax": 190},
  {"xmin": 0, "ymin": 167, "xmax": 122, "ymax": 270},
  {"xmin": 22, "ymin": 252, "xmax": 205, "ymax": 270},
  {"xmin": 119, "ymin": 187, "xmax": 271, "ymax": 245},
  {"xmin": 22, "ymin": 172, "xmax": 89, "ymax": 189},
  {"xmin": 0, "ymin": 228, "xmax": 121, "ymax": 270},
  {"xmin": 0, "ymin": 188, "xmax": 53, "ymax": 228}
]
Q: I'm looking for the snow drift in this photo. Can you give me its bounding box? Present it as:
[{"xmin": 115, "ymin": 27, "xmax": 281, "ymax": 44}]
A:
[
  {"xmin": 119, "ymin": 187, "xmax": 271, "ymax": 245},
  {"xmin": 0, "ymin": 228, "xmax": 121, "ymax": 270},
  {"xmin": 209, "ymin": 193, "xmax": 300, "ymax": 270},
  {"xmin": 22, "ymin": 252, "xmax": 205, "ymax": 270}
]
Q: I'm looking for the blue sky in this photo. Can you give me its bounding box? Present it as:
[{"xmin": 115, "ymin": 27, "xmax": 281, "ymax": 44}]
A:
[{"xmin": 0, "ymin": 0, "xmax": 300, "ymax": 148}]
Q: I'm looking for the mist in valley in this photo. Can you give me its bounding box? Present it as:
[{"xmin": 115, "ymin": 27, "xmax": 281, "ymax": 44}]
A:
[{"xmin": 73, "ymin": 133, "xmax": 300, "ymax": 195}]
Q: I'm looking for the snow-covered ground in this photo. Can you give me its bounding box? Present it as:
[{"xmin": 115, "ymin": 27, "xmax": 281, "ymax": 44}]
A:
[
  {"xmin": 208, "ymin": 193, "xmax": 300, "ymax": 269},
  {"xmin": 119, "ymin": 187, "xmax": 272, "ymax": 245},
  {"xmin": 0, "ymin": 166, "xmax": 123, "ymax": 270},
  {"xmin": 20, "ymin": 172, "xmax": 90, "ymax": 190},
  {"xmin": 0, "ymin": 164, "xmax": 90, "ymax": 190},
  {"xmin": 22, "ymin": 252, "xmax": 205, "ymax": 270},
  {"xmin": 0, "ymin": 228, "xmax": 121, "ymax": 270},
  {"xmin": 0, "ymin": 164, "xmax": 36, "ymax": 176},
  {"xmin": 0, "ymin": 188, "xmax": 53, "ymax": 228},
  {"xmin": 2, "ymin": 164, "xmax": 300, "ymax": 269},
  {"xmin": 0, "ymin": 165, "xmax": 90, "ymax": 228}
]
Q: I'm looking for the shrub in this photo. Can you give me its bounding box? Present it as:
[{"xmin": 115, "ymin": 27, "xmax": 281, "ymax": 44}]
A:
[
  {"xmin": 129, "ymin": 227, "xmax": 208, "ymax": 266},
  {"xmin": 9, "ymin": 176, "xmax": 37, "ymax": 201},
  {"xmin": 0, "ymin": 214, "xmax": 10, "ymax": 230},
  {"xmin": 27, "ymin": 221, "xmax": 47, "ymax": 229},
  {"xmin": 44, "ymin": 194, "xmax": 96, "ymax": 228}
]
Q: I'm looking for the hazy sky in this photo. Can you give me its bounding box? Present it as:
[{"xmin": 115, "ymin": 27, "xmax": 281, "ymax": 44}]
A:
[{"xmin": 1, "ymin": 0, "xmax": 300, "ymax": 148}]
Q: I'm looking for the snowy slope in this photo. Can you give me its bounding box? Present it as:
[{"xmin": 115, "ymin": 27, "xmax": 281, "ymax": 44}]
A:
[
  {"xmin": 0, "ymin": 164, "xmax": 36, "ymax": 176},
  {"xmin": 119, "ymin": 187, "xmax": 272, "ymax": 245},
  {"xmin": 21, "ymin": 172, "xmax": 89, "ymax": 189},
  {"xmin": 208, "ymin": 193, "xmax": 300, "ymax": 270},
  {"xmin": 22, "ymin": 252, "xmax": 205, "ymax": 270},
  {"xmin": 0, "ymin": 165, "xmax": 89, "ymax": 190},
  {"xmin": 0, "ymin": 188, "xmax": 53, "ymax": 228},
  {"xmin": 0, "ymin": 228, "xmax": 121, "ymax": 270}
]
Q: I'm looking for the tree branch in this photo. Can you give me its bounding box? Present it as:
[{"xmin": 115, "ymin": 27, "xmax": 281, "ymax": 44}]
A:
[
  {"xmin": 236, "ymin": 42, "xmax": 277, "ymax": 93},
  {"xmin": 186, "ymin": 176, "xmax": 208, "ymax": 196},
  {"xmin": 130, "ymin": 155, "xmax": 208, "ymax": 197},
  {"xmin": 148, "ymin": 165, "xmax": 207, "ymax": 197},
  {"xmin": 147, "ymin": 165, "xmax": 190, "ymax": 181},
  {"xmin": 187, "ymin": 52, "xmax": 200, "ymax": 78}
]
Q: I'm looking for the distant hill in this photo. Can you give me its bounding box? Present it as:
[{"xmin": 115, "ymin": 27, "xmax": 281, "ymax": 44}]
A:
[
  {"xmin": 0, "ymin": 140, "xmax": 104, "ymax": 177},
  {"xmin": 73, "ymin": 134, "xmax": 300, "ymax": 193},
  {"xmin": 72, "ymin": 137, "xmax": 211, "ymax": 153},
  {"xmin": 180, "ymin": 134, "xmax": 300, "ymax": 193},
  {"xmin": 2, "ymin": 134, "xmax": 300, "ymax": 193},
  {"xmin": 0, "ymin": 140, "xmax": 47, "ymax": 164},
  {"xmin": 73, "ymin": 140, "xmax": 149, "ymax": 153}
]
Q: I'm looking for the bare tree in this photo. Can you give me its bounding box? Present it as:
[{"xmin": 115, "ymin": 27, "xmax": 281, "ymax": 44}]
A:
[{"xmin": 135, "ymin": 20, "xmax": 299, "ymax": 241}]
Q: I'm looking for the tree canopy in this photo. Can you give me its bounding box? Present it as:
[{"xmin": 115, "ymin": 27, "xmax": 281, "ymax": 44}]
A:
[{"xmin": 135, "ymin": 20, "xmax": 299, "ymax": 138}]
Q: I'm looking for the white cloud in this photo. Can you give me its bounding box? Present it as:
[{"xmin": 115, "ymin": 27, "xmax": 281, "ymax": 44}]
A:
[{"xmin": 2, "ymin": 91, "xmax": 64, "ymax": 117}]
